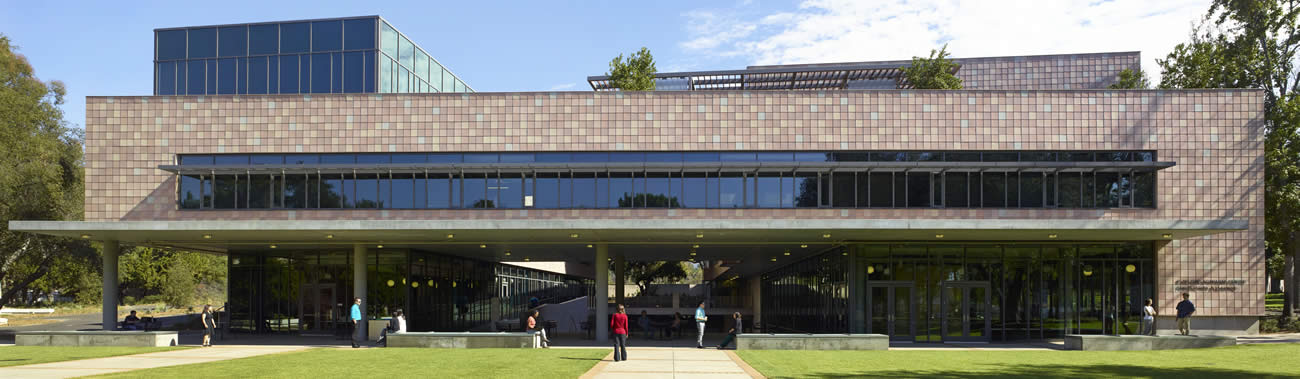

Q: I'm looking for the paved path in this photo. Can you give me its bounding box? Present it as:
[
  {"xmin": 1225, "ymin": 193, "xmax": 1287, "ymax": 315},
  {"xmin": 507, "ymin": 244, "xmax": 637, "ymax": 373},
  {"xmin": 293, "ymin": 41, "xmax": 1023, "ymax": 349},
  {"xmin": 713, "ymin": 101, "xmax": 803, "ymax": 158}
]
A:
[
  {"xmin": 581, "ymin": 347, "xmax": 761, "ymax": 379},
  {"xmin": 0, "ymin": 345, "xmax": 309, "ymax": 379}
]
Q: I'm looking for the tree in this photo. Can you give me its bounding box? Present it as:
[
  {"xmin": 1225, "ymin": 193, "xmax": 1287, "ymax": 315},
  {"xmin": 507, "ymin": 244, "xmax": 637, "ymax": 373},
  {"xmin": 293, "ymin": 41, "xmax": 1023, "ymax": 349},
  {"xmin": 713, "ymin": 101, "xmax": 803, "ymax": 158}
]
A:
[
  {"xmin": 1157, "ymin": 0, "xmax": 1300, "ymax": 316},
  {"xmin": 609, "ymin": 260, "xmax": 690, "ymax": 296},
  {"xmin": 606, "ymin": 47, "xmax": 656, "ymax": 91},
  {"xmin": 0, "ymin": 34, "xmax": 93, "ymax": 309},
  {"xmin": 900, "ymin": 44, "xmax": 963, "ymax": 89},
  {"xmin": 1108, "ymin": 68, "xmax": 1152, "ymax": 89}
]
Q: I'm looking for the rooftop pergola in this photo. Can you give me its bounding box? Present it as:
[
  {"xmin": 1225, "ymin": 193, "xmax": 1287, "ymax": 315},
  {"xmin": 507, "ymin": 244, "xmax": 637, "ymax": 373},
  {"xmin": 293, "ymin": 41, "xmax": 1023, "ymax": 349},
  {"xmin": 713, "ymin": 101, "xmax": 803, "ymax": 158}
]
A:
[{"xmin": 586, "ymin": 62, "xmax": 960, "ymax": 91}]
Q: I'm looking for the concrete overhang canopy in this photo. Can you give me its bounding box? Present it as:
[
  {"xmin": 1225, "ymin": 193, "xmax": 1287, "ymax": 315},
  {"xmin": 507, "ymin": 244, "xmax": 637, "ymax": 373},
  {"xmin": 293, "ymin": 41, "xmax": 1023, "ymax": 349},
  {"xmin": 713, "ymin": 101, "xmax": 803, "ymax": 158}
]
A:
[{"xmin": 11, "ymin": 218, "xmax": 1245, "ymax": 248}]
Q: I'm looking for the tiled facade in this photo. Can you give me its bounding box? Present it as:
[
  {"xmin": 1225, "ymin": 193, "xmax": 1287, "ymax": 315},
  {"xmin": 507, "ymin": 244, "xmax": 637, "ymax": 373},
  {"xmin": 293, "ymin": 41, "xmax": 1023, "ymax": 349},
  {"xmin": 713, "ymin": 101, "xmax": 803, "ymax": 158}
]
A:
[
  {"xmin": 84, "ymin": 88, "xmax": 1265, "ymax": 317},
  {"xmin": 957, "ymin": 52, "xmax": 1141, "ymax": 90},
  {"xmin": 752, "ymin": 51, "xmax": 1142, "ymax": 90}
]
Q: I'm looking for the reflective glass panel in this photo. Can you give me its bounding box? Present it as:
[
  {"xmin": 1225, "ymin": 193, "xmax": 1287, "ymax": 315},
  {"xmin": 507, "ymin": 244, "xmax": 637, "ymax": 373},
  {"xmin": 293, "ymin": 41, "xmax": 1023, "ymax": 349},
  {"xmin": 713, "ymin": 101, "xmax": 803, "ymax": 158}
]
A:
[
  {"xmin": 279, "ymin": 55, "xmax": 299, "ymax": 93},
  {"xmin": 157, "ymin": 30, "xmax": 187, "ymax": 60},
  {"xmin": 311, "ymin": 20, "xmax": 343, "ymax": 52},
  {"xmin": 179, "ymin": 174, "xmax": 202, "ymax": 209},
  {"xmin": 187, "ymin": 28, "xmax": 216, "ymax": 58},
  {"xmin": 248, "ymin": 24, "xmax": 278, "ymax": 55},
  {"xmin": 311, "ymin": 53, "xmax": 331, "ymax": 93},
  {"xmin": 157, "ymin": 62, "xmax": 176, "ymax": 95},
  {"xmin": 218, "ymin": 26, "xmax": 246, "ymax": 57},
  {"xmin": 398, "ymin": 35, "xmax": 414, "ymax": 68},
  {"xmin": 280, "ymin": 23, "xmax": 310, "ymax": 53},
  {"xmin": 343, "ymin": 18, "xmax": 376, "ymax": 50}
]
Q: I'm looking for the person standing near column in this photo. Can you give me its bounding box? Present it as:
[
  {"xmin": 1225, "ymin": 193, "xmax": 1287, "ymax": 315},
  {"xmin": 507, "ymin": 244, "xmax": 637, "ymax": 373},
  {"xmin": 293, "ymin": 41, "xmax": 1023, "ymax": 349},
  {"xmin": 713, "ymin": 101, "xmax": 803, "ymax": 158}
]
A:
[
  {"xmin": 1142, "ymin": 299, "xmax": 1157, "ymax": 336},
  {"xmin": 611, "ymin": 304, "xmax": 629, "ymax": 362},
  {"xmin": 350, "ymin": 297, "xmax": 363, "ymax": 348},
  {"xmin": 695, "ymin": 301, "xmax": 708, "ymax": 349},
  {"xmin": 201, "ymin": 305, "xmax": 216, "ymax": 347},
  {"xmin": 1176, "ymin": 292, "xmax": 1196, "ymax": 335}
]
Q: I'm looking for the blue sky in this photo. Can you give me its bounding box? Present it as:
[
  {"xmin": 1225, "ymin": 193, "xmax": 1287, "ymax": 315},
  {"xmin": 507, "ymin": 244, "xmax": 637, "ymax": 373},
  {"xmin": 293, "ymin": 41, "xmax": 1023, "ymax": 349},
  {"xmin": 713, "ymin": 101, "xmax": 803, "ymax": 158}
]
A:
[{"xmin": 1, "ymin": 0, "xmax": 1209, "ymax": 129}]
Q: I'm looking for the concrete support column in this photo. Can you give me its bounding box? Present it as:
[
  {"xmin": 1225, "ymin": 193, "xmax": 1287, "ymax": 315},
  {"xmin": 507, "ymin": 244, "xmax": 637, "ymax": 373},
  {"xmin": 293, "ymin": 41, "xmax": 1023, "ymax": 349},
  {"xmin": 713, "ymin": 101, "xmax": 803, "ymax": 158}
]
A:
[
  {"xmin": 615, "ymin": 253, "xmax": 626, "ymax": 306},
  {"xmin": 101, "ymin": 240, "xmax": 120, "ymax": 331},
  {"xmin": 847, "ymin": 246, "xmax": 862, "ymax": 333},
  {"xmin": 353, "ymin": 243, "xmax": 368, "ymax": 341},
  {"xmin": 595, "ymin": 244, "xmax": 609, "ymax": 342},
  {"xmin": 749, "ymin": 277, "xmax": 762, "ymax": 329}
]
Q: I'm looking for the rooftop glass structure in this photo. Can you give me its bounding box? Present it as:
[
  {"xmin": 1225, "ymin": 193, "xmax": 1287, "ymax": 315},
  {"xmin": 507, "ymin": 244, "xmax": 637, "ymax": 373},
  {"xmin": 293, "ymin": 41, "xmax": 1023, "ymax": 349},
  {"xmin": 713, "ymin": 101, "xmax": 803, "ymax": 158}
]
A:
[{"xmin": 154, "ymin": 16, "xmax": 472, "ymax": 95}]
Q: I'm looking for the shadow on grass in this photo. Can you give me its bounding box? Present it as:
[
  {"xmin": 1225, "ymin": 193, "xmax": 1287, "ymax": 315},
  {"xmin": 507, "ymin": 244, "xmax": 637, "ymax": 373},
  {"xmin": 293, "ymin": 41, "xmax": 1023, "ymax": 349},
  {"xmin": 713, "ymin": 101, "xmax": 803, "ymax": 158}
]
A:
[
  {"xmin": 777, "ymin": 363, "xmax": 1300, "ymax": 379},
  {"xmin": 557, "ymin": 357, "xmax": 604, "ymax": 361}
]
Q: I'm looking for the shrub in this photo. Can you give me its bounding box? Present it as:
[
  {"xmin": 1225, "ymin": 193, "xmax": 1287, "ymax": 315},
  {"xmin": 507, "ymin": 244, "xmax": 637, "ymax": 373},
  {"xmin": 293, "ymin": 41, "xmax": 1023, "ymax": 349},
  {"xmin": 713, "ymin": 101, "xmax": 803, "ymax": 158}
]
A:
[
  {"xmin": 140, "ymin": 295, "xmax": 165, "ymax": 305},
  {"xmin": 122, "ymin": 296, "xmax": 136, "ymax": 305}
]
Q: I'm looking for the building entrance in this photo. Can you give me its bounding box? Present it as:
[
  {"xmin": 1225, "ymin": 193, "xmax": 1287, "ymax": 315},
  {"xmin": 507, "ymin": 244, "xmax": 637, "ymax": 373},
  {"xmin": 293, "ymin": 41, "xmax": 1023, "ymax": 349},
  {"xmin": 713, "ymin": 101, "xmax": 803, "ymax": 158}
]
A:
[
  {"xmin": 940, "ymin": 281, "xmax": 991, "ymax": 342},
  {"xmin": 866, "ymin": 281, "xmax": 916, "ymax": 341},
  {"xmin": 299, "ymin": 284, "xmax": 339, "ymax": 335}
]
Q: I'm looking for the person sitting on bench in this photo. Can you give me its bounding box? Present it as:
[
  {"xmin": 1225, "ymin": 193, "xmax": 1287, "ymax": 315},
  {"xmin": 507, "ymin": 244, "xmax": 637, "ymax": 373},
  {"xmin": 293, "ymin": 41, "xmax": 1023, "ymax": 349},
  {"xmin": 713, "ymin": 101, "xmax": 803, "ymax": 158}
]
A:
[{"xmin": 123, "ymin": 311, "xmax": 141, "ymax": 330}]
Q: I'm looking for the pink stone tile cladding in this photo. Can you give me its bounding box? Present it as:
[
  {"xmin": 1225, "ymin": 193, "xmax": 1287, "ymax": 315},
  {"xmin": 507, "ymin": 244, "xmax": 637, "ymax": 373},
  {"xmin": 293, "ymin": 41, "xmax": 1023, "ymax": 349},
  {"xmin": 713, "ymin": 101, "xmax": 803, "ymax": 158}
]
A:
[{"xmin": 83, "ymin": 89, "xmax": 1266, "ymax": 317}]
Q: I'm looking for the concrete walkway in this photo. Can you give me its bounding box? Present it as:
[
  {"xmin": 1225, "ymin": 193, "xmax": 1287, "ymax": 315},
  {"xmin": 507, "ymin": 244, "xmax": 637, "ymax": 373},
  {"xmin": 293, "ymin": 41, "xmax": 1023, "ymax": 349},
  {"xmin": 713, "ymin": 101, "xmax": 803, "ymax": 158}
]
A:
[
  {"xmin": 0, "ymin": 345, "xmax": 309, "ymax": 379},
  {"xmin": 580, "ymin": 347, "xmax": 762, "ymax": 379}
]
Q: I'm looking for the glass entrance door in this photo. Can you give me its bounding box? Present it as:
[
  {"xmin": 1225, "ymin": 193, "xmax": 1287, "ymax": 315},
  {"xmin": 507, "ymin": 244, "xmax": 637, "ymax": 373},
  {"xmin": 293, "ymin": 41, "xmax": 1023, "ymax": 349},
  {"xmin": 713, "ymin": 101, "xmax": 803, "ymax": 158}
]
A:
[
  {"xmin": 299, "ymin": 283, "xmax": 337, "ymax": 334},
  {"xmin": 866, "ymin": 281, "xmax": 916, "ymax": 341},
  {"xmin": 941, "ymin": 281, "xmax": 991, "ymax": 342}
]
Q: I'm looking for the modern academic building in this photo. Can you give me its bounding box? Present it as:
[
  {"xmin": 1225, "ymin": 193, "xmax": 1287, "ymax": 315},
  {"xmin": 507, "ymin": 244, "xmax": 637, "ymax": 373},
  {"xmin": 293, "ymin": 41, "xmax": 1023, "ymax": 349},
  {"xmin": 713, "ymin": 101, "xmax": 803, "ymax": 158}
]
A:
[{"xmin": 12, "ymin": 16, "xmax": 1266, "ymax": 343}]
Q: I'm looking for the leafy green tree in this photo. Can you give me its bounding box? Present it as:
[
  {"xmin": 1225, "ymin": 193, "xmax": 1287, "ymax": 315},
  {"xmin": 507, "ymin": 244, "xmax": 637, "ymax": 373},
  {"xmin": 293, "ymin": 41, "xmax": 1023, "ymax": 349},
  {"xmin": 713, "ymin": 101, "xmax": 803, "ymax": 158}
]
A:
[
  {"xmin": 609, "ymin": 261, "xmax": 690, "ymax": 296},
  {"xmin": 0, "ymin": 34, "xmax": 94, "ymax": 309},
  {"xmin": 1108, "ymin": 68, "xmax": 1152, "ymax": 89},
  {"xmin": 606, "ymin": 47, "xmax": 656, "ymax": 91},
  {"xmin": 1157, "ymin": 0, "xmax": 1300, "ymax": 315},
  {"xmin": 161, "ymin": 261, "xmax": 197, "ymax": 308},
  {"xmin": 900, "ymin": 44, "xmax": 963, "ymax": 89}
]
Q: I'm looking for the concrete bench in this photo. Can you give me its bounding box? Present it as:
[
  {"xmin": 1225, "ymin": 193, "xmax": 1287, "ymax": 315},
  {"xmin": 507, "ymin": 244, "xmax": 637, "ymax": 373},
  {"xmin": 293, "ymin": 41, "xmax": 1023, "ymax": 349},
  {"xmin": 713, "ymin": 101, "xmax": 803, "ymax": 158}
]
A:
[
  {"xmin": 386, "ymin": 332, "xmax": 540, "ymax": 348},
  {"xmin": 737, "ymin": 333, "xmax": 888, "ymax": 350},
  {"xmin": 16, "ymin": 331, "xmax": 179, "ymax": 347},
  {"xmin": 1064, "ymin": 334, "xmax": 1236, "ymax": 351}
]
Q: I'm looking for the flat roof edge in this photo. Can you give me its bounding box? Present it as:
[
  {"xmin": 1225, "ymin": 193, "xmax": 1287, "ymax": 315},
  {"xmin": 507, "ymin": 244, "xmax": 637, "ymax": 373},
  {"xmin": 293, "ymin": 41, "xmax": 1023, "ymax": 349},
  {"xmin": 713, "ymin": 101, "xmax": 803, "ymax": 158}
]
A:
[{"xmin": 86, "ymin": 88, "xmax": 1269, "ymax": 100}]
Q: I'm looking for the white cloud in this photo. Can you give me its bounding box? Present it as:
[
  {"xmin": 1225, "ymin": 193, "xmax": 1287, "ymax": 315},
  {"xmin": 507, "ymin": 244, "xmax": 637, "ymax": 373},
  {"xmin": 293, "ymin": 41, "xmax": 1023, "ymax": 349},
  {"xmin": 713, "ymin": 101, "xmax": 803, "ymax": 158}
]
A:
[
  {"xmin": 549, "ymin": 83, "xmax": 577, "ymax": 91},
  {"xmin": 680, "ymin": 10, "xmax": 759, "ymax": 50},
  {"xmin": 681, "ymin": 0, "xmax": 1210, "ymax": 80}
]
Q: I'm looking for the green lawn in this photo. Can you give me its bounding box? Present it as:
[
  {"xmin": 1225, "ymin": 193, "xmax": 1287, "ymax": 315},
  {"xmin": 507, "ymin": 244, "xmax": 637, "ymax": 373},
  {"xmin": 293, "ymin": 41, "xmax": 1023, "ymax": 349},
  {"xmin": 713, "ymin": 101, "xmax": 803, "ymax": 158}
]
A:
[
  {"xmin": 1267, "ymin": 293, "xmax": 1283, "ymax": 311},
  {"xmin": 737, "ymin": 344, "xmax": 1300, "ymax": 378},
  {"xmin": 90, "ymin": 348, "xmax": 609, "ymax": 379},
  {"xmin": 0, "ymin": 346, "xmax": 187, "ymax": 367}
]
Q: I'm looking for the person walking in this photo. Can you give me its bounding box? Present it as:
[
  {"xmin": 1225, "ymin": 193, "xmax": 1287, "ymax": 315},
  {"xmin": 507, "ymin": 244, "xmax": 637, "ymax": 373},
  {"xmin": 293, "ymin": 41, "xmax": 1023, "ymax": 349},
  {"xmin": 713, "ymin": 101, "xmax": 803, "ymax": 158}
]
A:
[
  {"xmin": 611, "ymin": 304, "xmax": 629, "ymax": 362},
  {"xmin": 1142, "ymin": 299, "xmax": 1157, "ymax": 336},
  {"xmin": 716, "ymin": 312, "xmax": 743, "ymax": 349},
  {"xmin": 350, "ymin": 297, "xmax": 364, "ymax": 348},
  {"xmin": 528, "ymin": 309, "xmax": 550, "ymax": 348},
  {"xmin": 200, "ymin": 305, "xmax": 216, "ymax": 347},
  {"xmin": 1176, "ymin": 292, "xmax": 1196, "ymax": 335},
  {"xmin": 695, "ymin": 301, "xmax": 708, "ymax": 349}
]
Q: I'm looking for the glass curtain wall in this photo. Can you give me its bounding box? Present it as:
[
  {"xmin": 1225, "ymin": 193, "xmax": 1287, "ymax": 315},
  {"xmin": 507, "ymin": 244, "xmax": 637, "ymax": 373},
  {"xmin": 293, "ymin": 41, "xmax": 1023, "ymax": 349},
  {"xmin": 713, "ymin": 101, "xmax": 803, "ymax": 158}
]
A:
[
  {"xmin": 766, "ymin": 242, "xmax": 1152, "ymax": 341},
  {"xmin": 178, "ymin": 151, "xmax": 1160, "ymax": 211},
  {"xmin": 760, "ymin": 249, "xmax": 849, "ymax": 333},
  {"xmin": 154, "ymin": 17, "xmax": 472, "ymax": 95},
  {"xmin": 227, "ymin": 248, "xmax": 590, "ymax": 335}
]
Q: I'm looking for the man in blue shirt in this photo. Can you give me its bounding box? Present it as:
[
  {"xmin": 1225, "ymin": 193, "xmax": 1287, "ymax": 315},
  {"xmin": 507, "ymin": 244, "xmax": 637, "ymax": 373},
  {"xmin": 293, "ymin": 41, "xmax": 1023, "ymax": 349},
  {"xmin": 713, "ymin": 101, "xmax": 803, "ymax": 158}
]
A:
[
  {"xmin": 350, "ymin": 297, "xmax": 363, "ymax": 348},
  {"xmin": 1175, "ymin": 292, "xmax": 1195, "ymax": 335},
  {"xmin": 695, "ymin": 301, "xmax": 708, "ymax": 349}
]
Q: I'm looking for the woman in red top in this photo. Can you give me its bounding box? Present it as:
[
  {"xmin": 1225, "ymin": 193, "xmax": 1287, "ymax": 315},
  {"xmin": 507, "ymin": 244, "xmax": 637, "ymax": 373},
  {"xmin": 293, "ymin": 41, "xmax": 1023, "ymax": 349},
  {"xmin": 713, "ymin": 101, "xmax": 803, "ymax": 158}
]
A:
[{"xmin": 610, "ymin": 304, "xmax": 629, "ymax": 362}]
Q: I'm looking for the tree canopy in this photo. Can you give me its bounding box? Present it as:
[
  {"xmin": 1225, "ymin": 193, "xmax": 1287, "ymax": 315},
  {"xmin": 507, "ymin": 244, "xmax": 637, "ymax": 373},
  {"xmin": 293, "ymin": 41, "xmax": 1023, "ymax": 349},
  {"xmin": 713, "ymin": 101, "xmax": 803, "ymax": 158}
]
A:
[
  {"xmin": 1108, "ymin": 68, "xmax": 1152, "ymax": 89},
  {"xmin": 0, "ymin": 33, "xmax": 95, "ymax": 309},
  {"xmin": 1157, "ymin": 0, "xmax": 1300, "ymax": 315},
  {"xmin": 900, "ymin": 44, "xmax": 963, "ymax": 89},
  {"xmin": 606, "ymin": 47, "xmax": 657, "ymax": 91}
]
